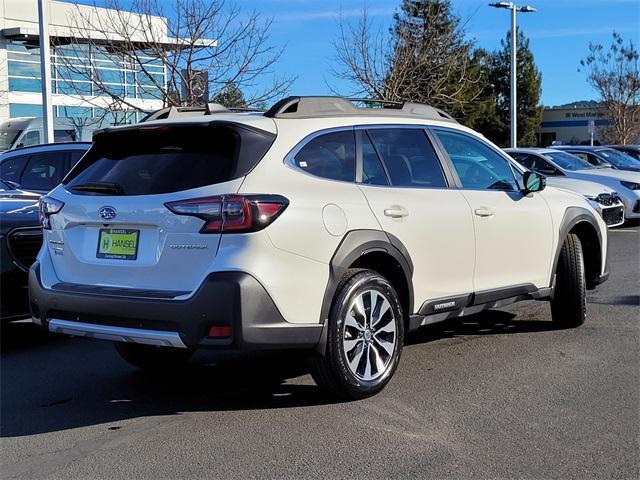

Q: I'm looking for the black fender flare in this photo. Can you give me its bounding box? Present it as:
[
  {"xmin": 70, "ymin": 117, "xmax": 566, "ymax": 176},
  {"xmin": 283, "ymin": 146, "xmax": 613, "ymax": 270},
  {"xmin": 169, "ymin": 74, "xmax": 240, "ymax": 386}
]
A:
[
  {"xmin": 551, "ymin": 207, "xmax": 606, "ymax": 288},
  {"xmin": 318, "ymin": 229, "xmax": 414, "ymax": 326}
]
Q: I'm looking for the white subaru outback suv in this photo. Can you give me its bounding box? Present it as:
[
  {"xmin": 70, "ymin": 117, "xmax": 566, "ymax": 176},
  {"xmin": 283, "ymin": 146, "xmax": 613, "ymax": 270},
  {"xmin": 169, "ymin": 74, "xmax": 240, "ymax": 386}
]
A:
[{"xmin": 31, "ymin": 97, "xmax": 609, "ymax": 399}]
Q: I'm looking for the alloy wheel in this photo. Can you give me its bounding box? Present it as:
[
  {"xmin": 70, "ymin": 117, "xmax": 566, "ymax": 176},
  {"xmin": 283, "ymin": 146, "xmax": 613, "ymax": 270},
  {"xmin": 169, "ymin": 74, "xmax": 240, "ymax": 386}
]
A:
[{"xmin": 342, "ymin": 289, "xmax": 397, "ymax": 381}]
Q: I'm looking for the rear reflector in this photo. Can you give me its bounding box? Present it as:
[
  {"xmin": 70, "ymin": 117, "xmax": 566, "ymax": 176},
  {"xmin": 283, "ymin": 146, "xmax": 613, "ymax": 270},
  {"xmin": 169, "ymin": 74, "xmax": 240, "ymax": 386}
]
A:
[
  {"xmin": 165, "ymin": 194, "xmax": 288, "ymax": 234},
  {"xmin": 208, "ymin": 326, "xmax": 232, "ymax": 338}
]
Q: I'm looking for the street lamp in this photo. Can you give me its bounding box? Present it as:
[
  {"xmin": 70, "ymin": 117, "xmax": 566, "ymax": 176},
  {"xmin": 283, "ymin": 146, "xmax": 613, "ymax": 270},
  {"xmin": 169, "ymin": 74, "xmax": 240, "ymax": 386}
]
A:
[
  {"xmin": 37, "ymin": 0, "xmax": 54, "ymax": 144},
  {"xmin": 489, "ymin": 2, "xmax": 536, "ymax": 148}
]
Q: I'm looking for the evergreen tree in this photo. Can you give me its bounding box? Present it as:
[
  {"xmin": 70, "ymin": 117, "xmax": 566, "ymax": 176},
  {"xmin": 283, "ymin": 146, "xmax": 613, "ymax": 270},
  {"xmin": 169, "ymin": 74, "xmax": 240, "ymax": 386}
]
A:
[
  {"xmin": 470, "ymin": 28, "xmax": 542, "ymax": 146},
  {"xmin": 390, "ymin": 0, "xmax": 483, "ymax": 118},
  {"xmin": 212, "ymin": 82, "xmax": 246, "ymax": 108}
]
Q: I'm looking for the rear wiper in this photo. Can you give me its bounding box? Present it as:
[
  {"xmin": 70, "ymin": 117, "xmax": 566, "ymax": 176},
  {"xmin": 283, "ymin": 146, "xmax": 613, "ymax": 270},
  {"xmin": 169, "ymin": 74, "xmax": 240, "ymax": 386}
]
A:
[{"xmin": 69, "ymin": 182, "xmax": 125, "ymax": 195}]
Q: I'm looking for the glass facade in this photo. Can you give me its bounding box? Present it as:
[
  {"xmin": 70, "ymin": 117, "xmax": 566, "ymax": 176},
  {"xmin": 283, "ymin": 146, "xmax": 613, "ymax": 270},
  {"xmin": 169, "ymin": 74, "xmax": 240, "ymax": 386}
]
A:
[
  {"xmin": 9, "ymin": 103, "xmax": 43, "ymax": 118},
  {"xmin": 6, "ymin": 41, "xmax": 165, "ymax": 122}
]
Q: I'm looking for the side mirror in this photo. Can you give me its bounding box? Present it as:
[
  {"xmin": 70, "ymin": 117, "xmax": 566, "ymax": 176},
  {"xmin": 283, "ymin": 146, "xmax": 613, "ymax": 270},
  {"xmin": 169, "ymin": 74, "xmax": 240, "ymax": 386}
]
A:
[
  {"xmin": 523, "ymin": 171, "xmax": 545, "ymax": 194},
  {"xmin": 3, "ymin": 180, "xmax": 20, "ymax": 189}
]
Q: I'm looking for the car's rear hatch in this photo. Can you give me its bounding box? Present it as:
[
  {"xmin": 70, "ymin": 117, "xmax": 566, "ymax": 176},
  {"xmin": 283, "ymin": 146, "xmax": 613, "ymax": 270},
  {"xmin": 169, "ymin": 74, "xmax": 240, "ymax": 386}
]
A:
[{"xmin": 45, "ymin": 119, "xmax": 276, "ymax": 294}]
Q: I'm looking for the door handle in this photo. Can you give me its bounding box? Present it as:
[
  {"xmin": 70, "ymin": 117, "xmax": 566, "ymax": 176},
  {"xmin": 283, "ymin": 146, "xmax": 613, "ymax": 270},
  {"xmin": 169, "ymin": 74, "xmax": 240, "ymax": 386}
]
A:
[
  {"xmin": 384, "ymin": 206, "xmax": 409, "ymax": 218},
  {"xmin": 474, "ymin": 207, "xmax": 494, "ymax": 217}
]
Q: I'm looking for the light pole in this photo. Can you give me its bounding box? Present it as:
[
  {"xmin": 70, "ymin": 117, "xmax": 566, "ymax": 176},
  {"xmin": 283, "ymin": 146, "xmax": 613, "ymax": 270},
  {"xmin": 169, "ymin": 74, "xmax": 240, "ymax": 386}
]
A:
[
  {"xmin": 489, "ymin": 2, "xmax": 536, "ymax": 148},
  {"xmin": 37, "ymin": 0, "xmax": 54, "ymax": 144}
]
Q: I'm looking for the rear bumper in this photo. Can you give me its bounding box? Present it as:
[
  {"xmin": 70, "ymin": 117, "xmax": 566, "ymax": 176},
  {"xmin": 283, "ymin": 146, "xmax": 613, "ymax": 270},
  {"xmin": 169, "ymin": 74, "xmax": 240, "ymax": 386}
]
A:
[{"xmin": 29, "ymin": 262, "xmax": 324, "ymax": 351}]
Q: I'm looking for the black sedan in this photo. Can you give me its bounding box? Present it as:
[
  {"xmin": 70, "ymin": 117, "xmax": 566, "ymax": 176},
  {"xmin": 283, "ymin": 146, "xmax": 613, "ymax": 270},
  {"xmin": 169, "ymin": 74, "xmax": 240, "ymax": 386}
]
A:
[{"xmin": 1, "ymin": 193, "xmax": 42, "ymax": 322}]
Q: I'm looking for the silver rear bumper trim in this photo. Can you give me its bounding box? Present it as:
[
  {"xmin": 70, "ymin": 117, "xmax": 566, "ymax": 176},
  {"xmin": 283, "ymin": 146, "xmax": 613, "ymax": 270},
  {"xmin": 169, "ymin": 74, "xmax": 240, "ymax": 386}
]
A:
[{"xmin": 48, "ymin": 319, "xmax": 187, "ymax": 348}]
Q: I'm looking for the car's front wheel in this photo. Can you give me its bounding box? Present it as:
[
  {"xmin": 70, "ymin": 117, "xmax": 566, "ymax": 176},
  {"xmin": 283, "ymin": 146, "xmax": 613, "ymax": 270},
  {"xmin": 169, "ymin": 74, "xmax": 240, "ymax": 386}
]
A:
[
  {"xmin": 310, "ymin": 269, "xmax": 404, "ymax": 399},
  {"xmin": 114, "ymin": 342, "xmax": 194, "ymax": 370},
  {"xmin": 550, "ymin": 233, "xmax": 587, "ymax": 328}
]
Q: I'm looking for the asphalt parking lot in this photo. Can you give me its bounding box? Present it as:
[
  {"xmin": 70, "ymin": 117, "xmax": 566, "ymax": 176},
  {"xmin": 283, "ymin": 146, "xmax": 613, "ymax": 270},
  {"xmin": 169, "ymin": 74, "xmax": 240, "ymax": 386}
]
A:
[{"xmin": 1, "ymin": 224, "xmax": 638, "ymax": 480}]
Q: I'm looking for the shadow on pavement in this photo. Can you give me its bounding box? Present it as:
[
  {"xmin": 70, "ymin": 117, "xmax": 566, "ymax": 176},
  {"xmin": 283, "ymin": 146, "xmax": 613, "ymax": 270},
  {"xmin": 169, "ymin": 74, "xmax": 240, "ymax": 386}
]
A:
[
  {"xmin": 1, "ymin": 320, "xmax": 66, "ymax": 352},
  {"xmin": 588, "ymin": 294, "xmax": 640, "ymax": 306},
  {"xmin": 2, "ymin": 309, "xmax": 556, "ymax": 438},
  {"xmin": 405, "ymin": 309, "xmax": 557, "ymax": 346}
]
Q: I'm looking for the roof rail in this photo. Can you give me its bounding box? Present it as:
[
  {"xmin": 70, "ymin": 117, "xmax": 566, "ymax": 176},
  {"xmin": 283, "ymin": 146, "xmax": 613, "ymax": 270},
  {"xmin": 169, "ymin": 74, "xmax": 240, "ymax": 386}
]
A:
[
  {"xmin": 140, "ymin": 105, "xmax": 210, "ymax": 122},
  {"xmin": 263, "ymin": 96, "xmax": 458, "ymax": 123},
  {"xmin": 140, "ymin": 103, "xmax": 265, "ymax": 122}
]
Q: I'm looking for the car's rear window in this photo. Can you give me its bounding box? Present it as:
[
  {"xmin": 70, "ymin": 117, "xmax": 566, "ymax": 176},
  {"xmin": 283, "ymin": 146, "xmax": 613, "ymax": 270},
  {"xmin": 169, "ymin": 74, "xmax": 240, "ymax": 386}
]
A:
[{"xmin": 64, "ymin": 123, "xmax": 275, "ymax": 195}]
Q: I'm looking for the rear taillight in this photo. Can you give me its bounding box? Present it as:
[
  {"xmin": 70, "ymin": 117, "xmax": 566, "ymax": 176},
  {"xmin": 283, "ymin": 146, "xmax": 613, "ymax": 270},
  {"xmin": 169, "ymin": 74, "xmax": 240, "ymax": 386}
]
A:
[
  {"xmin": 165, "ymin": 194, "xmax": 289, "ymax": 233},
  {"xmin": 38, "ymin": 196, "xmax": 64, "ymax": 230}
]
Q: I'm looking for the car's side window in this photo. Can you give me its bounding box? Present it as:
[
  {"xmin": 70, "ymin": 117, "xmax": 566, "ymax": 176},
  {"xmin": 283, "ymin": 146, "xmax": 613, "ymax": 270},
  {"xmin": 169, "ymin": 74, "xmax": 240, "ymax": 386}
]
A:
[
  {"xmin": 293, "ymin": 130, "xmax": 355, "ymax": 182},
  {"xmin": 69, "ymin": 150, "xmax": 85, "ymax": 168},
  {"xmin": 587, "ymin": 153, "xmax": 605, "ymax": 166},
  {"xmin": 533, "ymin": 157, "xmax": 559, "ymax": 175},
  {"xmin": 569, "ymin": 151, "xmax": 592, "ymax": 164},
  {"xmin": 361, "ymin": 133, "xmax": 389, "ymax": 186},
  {"xmin": 365, "ymin": 128, "xmax": 447, "ymax": 188},
  {"xmin": 511, "ymin": 153, "xmax": 535, "ymax": 169},
  {"xmin": 434, "ymin": 129, "xmax": 518, "ymax": 191},
  {"xmin": 23, "ymin": 130, "xmax": 40, "ymax": 147},
  {"xmin": 0, "ymin": 155, "xmax": 28, "ymax": 183},
  {"xmin": 20, "ymin": 152, "xmax": 67, "ymax": 191}
]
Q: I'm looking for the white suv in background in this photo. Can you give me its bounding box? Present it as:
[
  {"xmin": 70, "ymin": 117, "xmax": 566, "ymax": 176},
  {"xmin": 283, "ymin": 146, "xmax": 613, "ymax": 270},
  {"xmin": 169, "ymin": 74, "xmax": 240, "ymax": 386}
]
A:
[
  {"xmin": 31, "ymin": 97, "xmax": 609, "ymax": 399},
  {"xmin": 505, "ymin": 148, "xmax": 625, "ymax": 227}
]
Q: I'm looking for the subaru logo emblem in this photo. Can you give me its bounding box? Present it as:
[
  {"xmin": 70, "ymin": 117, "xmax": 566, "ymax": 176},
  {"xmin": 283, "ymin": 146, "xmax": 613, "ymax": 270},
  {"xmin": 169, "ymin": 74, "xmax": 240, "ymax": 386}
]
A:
[{"xmin": 99, "ymin": 206, "xmax": 117, "ymax": 220}]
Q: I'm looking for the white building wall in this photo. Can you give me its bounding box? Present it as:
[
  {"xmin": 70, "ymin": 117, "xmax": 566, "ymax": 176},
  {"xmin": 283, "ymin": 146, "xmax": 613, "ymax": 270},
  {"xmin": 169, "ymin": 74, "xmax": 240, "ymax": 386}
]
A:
[{"xmin": 536, "ymin": 106, "xmax": 610, "ymax": 146}]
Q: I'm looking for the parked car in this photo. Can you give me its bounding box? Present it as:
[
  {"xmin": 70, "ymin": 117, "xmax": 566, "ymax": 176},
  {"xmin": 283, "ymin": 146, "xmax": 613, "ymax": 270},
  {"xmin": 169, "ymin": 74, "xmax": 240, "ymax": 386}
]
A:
[
  {"xmin": 0, "ymin": 142, "xmax": 91, "ymax": 195},
  {"xmin": 554, "ymin": 145, "xmax": 640, "ymax": 172},
  {"xmin": 0, "ymin": 143, "xmax": 89, "ymax": 322},
  {"xmin": 1, "ymin": 196, "xmax": 41, "ymax": 321},
  {"xmin": 505, "ymin": 147, "xmax": 640, "ymax": 222},
  {"xmin": 31, "ymin": 96, "xmax": 609, "ymax": 399},
  {"xmin": 505, "ymin": 148, "xmax": 624, "ymax": 226},
  {"xmin": 608, "ymin": 145, "xmax": 640, "ymax": 161}
]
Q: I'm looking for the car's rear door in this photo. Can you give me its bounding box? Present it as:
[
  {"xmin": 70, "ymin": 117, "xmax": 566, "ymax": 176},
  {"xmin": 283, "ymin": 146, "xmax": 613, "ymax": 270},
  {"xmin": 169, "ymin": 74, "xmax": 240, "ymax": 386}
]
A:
[
  {"xmin": 432, "ymin": 127, "xmax": 553, "ymax": 292},
  {"xmin": 357, "ymin": 126, "xmax": 475, "ymax": 310}
]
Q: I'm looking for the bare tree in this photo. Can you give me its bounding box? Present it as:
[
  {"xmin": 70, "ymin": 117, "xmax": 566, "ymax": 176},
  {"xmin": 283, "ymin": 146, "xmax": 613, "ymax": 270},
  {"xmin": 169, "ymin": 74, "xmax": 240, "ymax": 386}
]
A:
[
  {"xmin": 54, "ymin": 0, "xmax": 294, "ymax": 117},
  {"xmin": 331, "ymin": 1, "xmax": 483, "ymax": 118},
  {"xmin": 580, "ymin": 32, "xmax": 640, "ymax": 145},
  {"xmin": 331, "ymin": 9, "xmax": 401, "ymax": 100}
]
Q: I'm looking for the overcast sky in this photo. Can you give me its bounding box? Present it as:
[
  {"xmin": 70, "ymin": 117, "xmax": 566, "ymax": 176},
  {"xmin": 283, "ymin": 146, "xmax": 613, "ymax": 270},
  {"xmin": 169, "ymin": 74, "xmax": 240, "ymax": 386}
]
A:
[{"xmin": 68, "ymin": 0, "xmax": 640, "ymax": 106}]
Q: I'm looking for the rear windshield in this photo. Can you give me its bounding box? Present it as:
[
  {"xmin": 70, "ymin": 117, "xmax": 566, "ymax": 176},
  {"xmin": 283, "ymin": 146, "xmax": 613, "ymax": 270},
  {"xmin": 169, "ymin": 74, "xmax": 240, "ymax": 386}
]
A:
[{"xmin": 64, "ymin": 123, "xmax": 275, "ymax": 195}]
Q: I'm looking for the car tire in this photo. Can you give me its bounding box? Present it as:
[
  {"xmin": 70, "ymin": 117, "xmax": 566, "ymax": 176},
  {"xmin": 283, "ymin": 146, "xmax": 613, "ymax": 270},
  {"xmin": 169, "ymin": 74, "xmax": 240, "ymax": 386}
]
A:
[
  {"xmin": 310, "ymin": 269, "xmax": 404, "ymax": 400},
  {"xmin": 550, "ymin": 233, "xmax": 587, "ymax": 328},
  {"xmin": 113, "ymin": 342, "xmax": 194, "ymax": 370}
]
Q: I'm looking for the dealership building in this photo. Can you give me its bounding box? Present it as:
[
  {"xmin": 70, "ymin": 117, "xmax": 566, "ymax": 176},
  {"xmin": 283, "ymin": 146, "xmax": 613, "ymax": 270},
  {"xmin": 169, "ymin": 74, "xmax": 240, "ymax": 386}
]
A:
[
  {"xmin": 0, "ymin": 0, "xmax": 168, "ymax": 125},
  {"xmin": 536, "ymin": 105, "xmax": 611, "ymax": 146}
]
